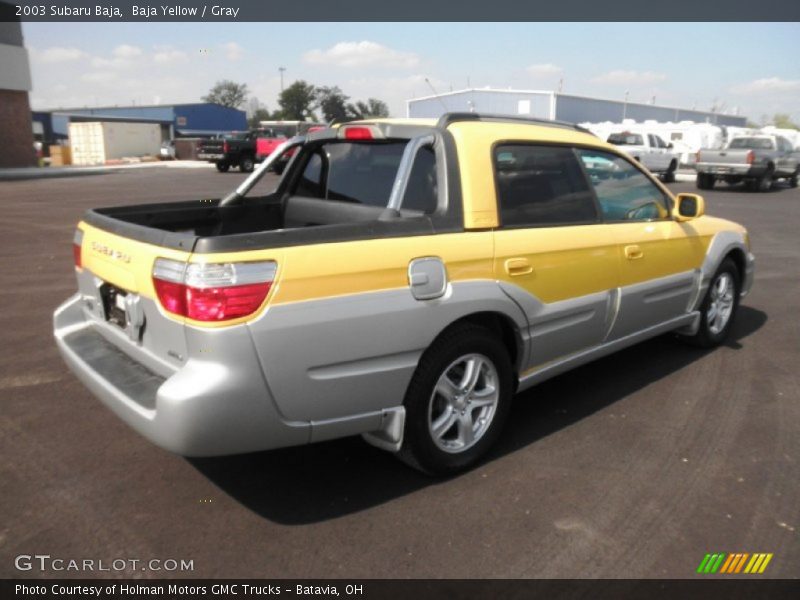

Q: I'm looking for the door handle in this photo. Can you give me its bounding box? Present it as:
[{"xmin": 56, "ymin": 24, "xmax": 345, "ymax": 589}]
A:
[
  {"xmin": 624, "ymin": 245, "xmax": 644, "ymax": 260},
  {"xmin": 504, "ymin": 258, "xmax": 533, "ymax": 276}
]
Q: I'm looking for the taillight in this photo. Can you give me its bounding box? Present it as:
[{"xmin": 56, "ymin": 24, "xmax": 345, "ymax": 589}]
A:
[
  {"xmin": 746, "ymin": 150, "xmax": 755, "ymax": 165},
  {"xmin": 695, "ymin": 151, "xmax": 701, "ymax": 163},
  {"xmin": 73, "ymin": 229, "xmax": 83, "ymax": 269},
  {"xmin": 152, "ymin": 258, "xmax": 276, "ymax": 322},
  {"xmin": 343, "ymin": 126, "xmax": 374, "ymax": 140},
  {"xmin": 223, "ymin": 141, "xmax": 229, "ymax": 153}
]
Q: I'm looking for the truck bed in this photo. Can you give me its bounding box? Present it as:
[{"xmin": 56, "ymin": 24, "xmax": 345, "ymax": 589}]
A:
[{"xmin": 84, "ymin": 194, "xmax": 437, "ymax": 254}]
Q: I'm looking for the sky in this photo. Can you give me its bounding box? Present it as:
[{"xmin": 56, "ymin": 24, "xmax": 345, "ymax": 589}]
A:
[{"xmin": 22, "ymin": 22, "xmax": 800, "ymax": 124}]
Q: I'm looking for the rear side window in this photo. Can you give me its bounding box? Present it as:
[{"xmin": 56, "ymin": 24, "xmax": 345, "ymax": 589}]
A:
[
  {"xmin": 577, "ymin": 149, "xmax": 669, "ymax": 222},
  {"xmin": 493, "ymin": 144, "xmax": 599, "ymax": 227},
  {"xmin": 608, "ymin": 133, "xmax": 644, "ymax": 146},
  {"xmin": 292, "ymin": 141, "xmax": 437, "ymax": 211}
]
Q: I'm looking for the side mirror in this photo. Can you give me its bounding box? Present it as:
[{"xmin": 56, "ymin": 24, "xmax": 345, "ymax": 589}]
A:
[
  {"xmin": 673, "ymin": 193, "xmax": 705, "ymax": 222},
  {"xmin": 667, "ymin": 142, "xmax": 674, "ymax": 149}
]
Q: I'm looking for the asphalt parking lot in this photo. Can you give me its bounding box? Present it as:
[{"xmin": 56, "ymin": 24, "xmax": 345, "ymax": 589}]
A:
[{"xmin": 1, "ymin": 165, "xmax": 798, "ymax": 579}]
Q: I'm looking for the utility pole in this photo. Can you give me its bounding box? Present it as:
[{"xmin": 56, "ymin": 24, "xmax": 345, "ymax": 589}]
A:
[
  {"xmin": 623, "ymin": 90, "xmax": 629, "ymax": 120},
  {"xmin": 279, "ymin": 67, "xmax": 286, "ymax": 93}
]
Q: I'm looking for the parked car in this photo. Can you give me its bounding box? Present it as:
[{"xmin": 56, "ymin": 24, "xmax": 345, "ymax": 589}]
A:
[
  {"xmin": 159, "ymin": 140, "xmax": 176, "ymax": 160},
  {"xmin": 54, "ymin": 114, "xmax": 754, "ymax": 475},
  {"xmin": 197, "ymin": 131, "xmax": 259, "ymax": 173},
  {"xmin": 695, "ymin": 135, "xmax": 800, "ymax": 191},
  {"xmin": 607, "ymin": 130, "xmax": 680, "ymax": 182}
]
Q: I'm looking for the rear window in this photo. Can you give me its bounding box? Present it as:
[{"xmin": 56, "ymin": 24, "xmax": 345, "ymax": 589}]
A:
[
  {"xmin": 729, "ymin": 137, "xmax": 774, "ymax": 150},
  {"xmin": 293, "ymin": 141, "xmax": 438, "ymax": 213},
  {"xmin": 493, "ymin": 144, "xmax": 598, "ymax": 226},
  {"xmin": 608, "ymin": 133, "xmax": 644, "ymax": 146}
]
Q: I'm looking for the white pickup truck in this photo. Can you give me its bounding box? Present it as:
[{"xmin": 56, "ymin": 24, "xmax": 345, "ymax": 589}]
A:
[{"xmin": 607, "ymin": 130, "xmax": 680, "ymax": 182}]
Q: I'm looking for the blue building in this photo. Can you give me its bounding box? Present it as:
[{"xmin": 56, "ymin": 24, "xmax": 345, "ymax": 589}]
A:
[
  {"xmin": 32, "ymin": 102, "xmax": 247, "ymax": 145},
  {"xmin": 407, "ymin": 89, "xmax": 747, "ymax": 127}
]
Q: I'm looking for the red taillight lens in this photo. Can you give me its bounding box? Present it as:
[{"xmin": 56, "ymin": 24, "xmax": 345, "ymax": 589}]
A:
[
  {"xmin": 153, "ymin": 278, "xmax": 187, "ymax": 315},
  {"xmin": 152, "ymin": 259, "xmax": 276, "ymax": 322},
  {"xmin": 223, "ymin": 141, "xmax": 229, "ymax": 153},
  {"xmin": 185, "ymin": 282, "xmax": 272, "ymax": 321},
  {"xmin": 343, "ymin": 126, "xmax": 374, "ymax": 140},
  {"xmin": 73, "ymin": 229, "xmax": 83, "ymax": 269},
  {"xmin": 746, "ymin": 150, "xmax": 755, "ymax": 165},
  {"xmin": 695, "ymin": 151, "xmax": 701, "ymax": 163}
]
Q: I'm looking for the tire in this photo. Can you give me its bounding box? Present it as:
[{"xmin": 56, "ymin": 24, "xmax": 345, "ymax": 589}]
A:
[
  {"xmin": 661, "ymin": 160, "xmax": 677, "ymax": 183},
  {"xmin": 757, "ymin": 168, "xmax": 773, "ymax": 192},
  {"xmin": 239, "ymin": 156, "xmax": 255, "ymax": 173},
  {"xmin": 397, "ymin": 324, "xmax": 514, "ymax": 475},
  {"xmin": 790, "ymin": 169, "xmax": 799, "ymax": 188},
  {"xmin": 696, "ymin": 173, "xmax": 714, "ymax": 190},
  {"xmin": 215, "ymin": 162, "xmax": 230, "ymax": 173},
  {"xmin": 680, "ymin": 258, "xmax": 740, "ymax": 348}
]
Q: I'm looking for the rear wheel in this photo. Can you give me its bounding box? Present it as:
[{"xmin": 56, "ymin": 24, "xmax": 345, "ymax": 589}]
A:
[
  {"xmin": 680, "ymin": 258, "xmax": 740, "ymax": 348},
  {"xmin": 757, "ymin": 167, "xmax": 773, "ymax": 192},
  {"xmin": 397, "ymin": 324, "xmax": 514, "ymax": 475},
  {"xmin": 789, "ymin": 168, "xmax": 799, "ymax": 188},
  {"xmin": 696, "ymin": 173, "xmax": 714, "ymax": 190},
  {"xmin": 239, "ymin": 156, "xmax": 255, "ymax": 173},
  {"xmin": 661, "ymin": 160, "xmax": 677, "ymax": 183},
  {"xmin": 215, "ymin": 162, "xmax": 230, "ymax": 173}
]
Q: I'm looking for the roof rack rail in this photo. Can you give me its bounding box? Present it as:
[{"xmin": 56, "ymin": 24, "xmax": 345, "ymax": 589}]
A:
[{"xmin": 435, "ymin": 112, "xmax": 594, "ymax": 136}]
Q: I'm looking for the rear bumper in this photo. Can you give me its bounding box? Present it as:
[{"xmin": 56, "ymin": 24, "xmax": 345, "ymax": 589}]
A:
[
  {"xmin": 53, "ymin": 294, "xmax": 310, "ymax": 456},
  {"xmin": 197, "ymin": 153, "xmax": 225, "ymax": 161},
  {"xmin": 696, "ymin": 163, "xmax": 763, "ymax": 177}
]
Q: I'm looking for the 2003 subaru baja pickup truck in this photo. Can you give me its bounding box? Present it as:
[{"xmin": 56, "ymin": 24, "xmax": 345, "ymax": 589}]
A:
[{"xmin": 54, "ymin": 113, "xmax": 755, "ymax": 474}]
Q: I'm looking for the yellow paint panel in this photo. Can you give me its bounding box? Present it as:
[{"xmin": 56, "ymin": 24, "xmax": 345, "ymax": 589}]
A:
[
  {"xmin": 78, "ymin": 221, "xmax": 191, "ymax": 299},
  {"xmin": 493, "ymin": 224, "xmax": 620, "ymax": 303}
]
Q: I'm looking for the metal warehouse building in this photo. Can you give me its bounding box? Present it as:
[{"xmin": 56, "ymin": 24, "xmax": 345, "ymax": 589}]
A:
[
  {"xmin": 407, "ymin": 88, "xmax": 747, "ymax": 127},
  {"xmin": 32, "ymin": 102, "xmax": 247, "ymax": 147}
]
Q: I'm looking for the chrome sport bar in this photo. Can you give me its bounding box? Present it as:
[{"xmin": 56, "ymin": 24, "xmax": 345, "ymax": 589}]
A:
[{"xmin": 219, "ymin": 135, "xmax": 306, "ymax": 206}]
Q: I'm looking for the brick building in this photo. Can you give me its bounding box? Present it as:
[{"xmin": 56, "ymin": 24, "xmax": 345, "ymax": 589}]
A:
[{"xmin": 0, "ymin": 4, "xmax": 34, "ymax": 168}]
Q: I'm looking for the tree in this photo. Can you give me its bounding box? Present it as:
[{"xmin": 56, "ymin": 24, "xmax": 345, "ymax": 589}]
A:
[
  {"xmin": 772, "ymin": 113, "xmax": 799, "ymax": 130},
  {"xmin": 277, "ymin": 80, "xmax": 317, "ymax": 121},
  {"xmin": 347, "ymin": 98, "xmax": 390, "ymax": 120},
  {"xmin": 248, "ymin": 108, "xmax": 280, "ymax": 129},
  {"xmin": 316, "ymin": 86, "xmax": 350, "ymax": 122},
  {"xmin": 202, "ymin": 80, "xmax": 249, "ymax": 109}
]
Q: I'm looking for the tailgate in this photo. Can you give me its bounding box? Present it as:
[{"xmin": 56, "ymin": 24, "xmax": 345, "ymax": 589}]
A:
[
  {"xmin": 699, "ymin": 149, "xmax": 750, "ymax": 164},
  {"xmin": 75, "ymin": 221, "xmax": 192, "ymax": 373}
]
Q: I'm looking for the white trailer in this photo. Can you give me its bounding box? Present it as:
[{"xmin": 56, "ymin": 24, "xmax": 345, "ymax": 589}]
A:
[{"xmin": 68, "ymin": 121, "xmax": 162, "ymax": 166}]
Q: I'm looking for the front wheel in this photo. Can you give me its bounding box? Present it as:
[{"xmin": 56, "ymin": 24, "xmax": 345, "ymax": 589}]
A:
[
  {"xmin": 756, "ymin": 167, "xmax": 774, "ymax": 192},
  {"xmin": 789, "ymin": 168, "xmax": 799, "ymax": 188},
  {"xmin": 239, "ymin": 156, "xmax": 255, "ymax": 173},
  {"xmin": 680, "ymin": 258, "xmax": 740, "ymax": 348},
  {"xmin": 397, "ymin": 324, "xmax": 514, "ymax": 475}
]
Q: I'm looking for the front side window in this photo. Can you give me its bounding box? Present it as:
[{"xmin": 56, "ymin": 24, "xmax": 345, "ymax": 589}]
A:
[
  {"xmin": 576, "ymin": 149, "xmax": 669, "ymax": 222},
  {"xmin": 493, "ymin": 144, "xmax": 598, "ymax": 226}
]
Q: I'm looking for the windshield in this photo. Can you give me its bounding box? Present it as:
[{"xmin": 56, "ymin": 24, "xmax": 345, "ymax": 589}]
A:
[
  {"xmin": 729, "ymin": 137, "xmax": 774, "ymax": 150},
  {"xmin": 608, "ymin": 133, "xmax": 644, "ymax": 146}
]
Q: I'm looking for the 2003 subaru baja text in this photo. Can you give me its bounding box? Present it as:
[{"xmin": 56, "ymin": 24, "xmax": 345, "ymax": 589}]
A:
[{"xmin": 54, "ymin": 114, "xmax": 755, "ymax": 474}]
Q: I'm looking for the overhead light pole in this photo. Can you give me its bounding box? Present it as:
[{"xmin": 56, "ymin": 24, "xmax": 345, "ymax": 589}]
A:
[
  {"xmin": 623, "ymin": 90, "xmax": 629, "ymax": 120},
  {"xmin": 279, "ymin": 67, "xmax": 286, "ymax": 93}
]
